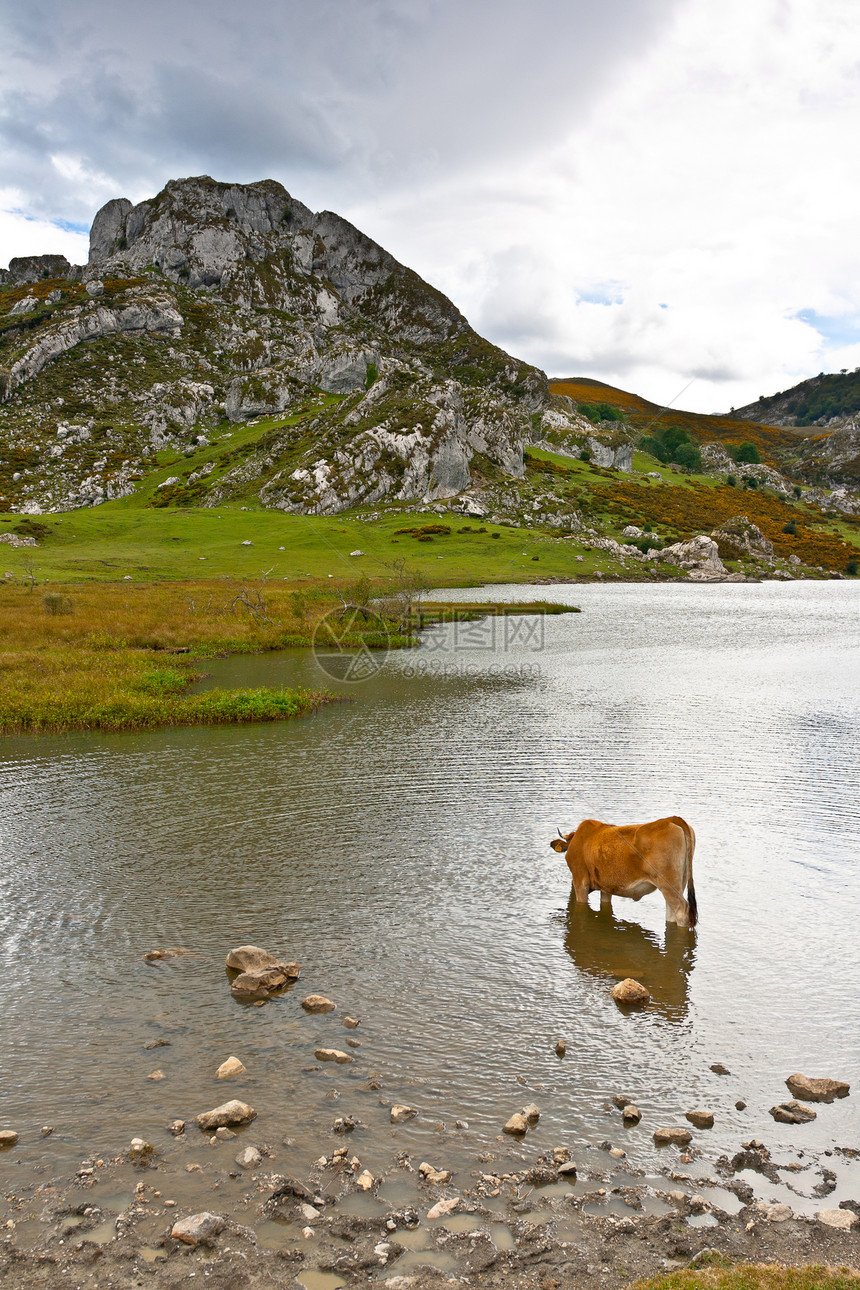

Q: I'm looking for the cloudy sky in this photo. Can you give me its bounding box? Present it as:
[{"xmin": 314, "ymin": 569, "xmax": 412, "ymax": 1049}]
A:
[{"xmin": 2, "ymin": 0, "xmax": 858, "ymax": 412}]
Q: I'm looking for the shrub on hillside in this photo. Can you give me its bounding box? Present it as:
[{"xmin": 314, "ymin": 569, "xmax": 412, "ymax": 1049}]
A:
[
  {"xmin": 733, "ymin": 441, "xmax": 761, "ymax": 464},
  {"xmin": 638, "ymin": 425, "xmax": 702, "ymax": 472}
]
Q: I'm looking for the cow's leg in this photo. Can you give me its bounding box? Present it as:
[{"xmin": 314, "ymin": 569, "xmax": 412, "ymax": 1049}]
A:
[
  {"xmin": 660, "ymin": 886, "xmax": 690, "ymax": 926},
  {"xmin": 600, "ymin": 891, "xmax": 613, "ymax": 912},
  {"xmin": 571, "ymin": 878, "xmax": 590, "ymax": 905}
]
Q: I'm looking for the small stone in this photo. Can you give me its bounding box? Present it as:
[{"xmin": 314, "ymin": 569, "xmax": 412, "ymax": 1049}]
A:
[
  {"xmin": 0, "ymin": 1131, "xmax": 19, "ymax": 1149},
  {"xmin": 391, "ymin": 1105, "xmax": 418, "ymax": 1124},
  {"xmin": 303, "ymin": 995, "xmax": 336, "ymax": 1013},
  {"xmin": 165, "ymin": 1199, "xmax": 176, "ymax": 1208},
  {"xmin": 214, "ymin": 1127, "xmax": 236, "ymax": 1141},
  {"xmin": 333, "ymin": 1117, "xmax": 356, "ymax": 1134},
  {"xmin": 427, "ymin": 1197, "xmax": 459, "ymax": 1219},
  {"xmin": 346, "ymin": 1038, "xmax": 362, "ymax": 1048},
  {"xmin": 168, "ymin": 1119, "xmax": 186, "ymax": 1136},
  {"xmin": 144, "ymin": 1038, "xmax": 172, "ymax": 1049},
  {"xmin": 315, "ymin": 1048, "xmax": 353, "ymax": 1064},
  {"xmin": 235, "ymin": 1146, "xmax": 262, "ymax": 1170},
  {"xmin": 762, "ymin": 1203, "xmax": 793, "ymax": 1222},
  {"xmin": 555, "ymin": 1039, "xmax": 566, "ymax": 1058},
  {"xmin": 300, "ymin": 1203, "xmax": 320, "ymax": 1221},
  {"xmin": 622, "ymin": 1105, "xmax": 641, "ymax": 1123},
  {"xmin": 553, "ymin": 1147, "xmax": 571, "ymax": 1163},
  {"xmin": 40, "ymin": 1125, "xmax": 54, "ymax": 1137},
  {"xmin": 668, "ymin": 1191, "xmax": 687, "ymax": 1205},
  {"xmin": 654, "ymin": 1126, "xmax": 693, "ymax": 1146},
  {"xmin": 611, "ymin": 1094, "xmax": 633, "ymax": 1109},
  {"xmin": 143, "ymin": 947, "xmax": 191, "ymax": 962},
  {"xmin": 196, "ymin": 1100, "xmax": 257, "ymax": 1130},
  {"xmin": 817, "ymin": 1208, "xmax": 858, "ymax": 1230},
  {"xmin": 231, "ymin": 966, "xmax": 294, "ymax": 997},
  {"xmin": 455, "ymin": 1120, "xmax": 469, "ymax": 1130},
  {"xmin": 503, "ymin": 1113, "xmax": 529, "ymax": 1136},
  {"xmin": 685, "ymin": 1110, "xmax": 714, "ymax": 1129},
  {"xmin": 356, "ymin": 1170, "xmax": 375, "ymax": 1191},
  {"xmin": 418, "ymin": 1162, "xmax": 452, "ymax": 1184},
  {"xmin": 148, "ymin": 1069, "xmax": 165, "ymax": 1081},
  {"xmin": 710, "ymin": 1063, "xmax": 731, "ymax": 1075},
  {"xmin": 785, "ymin": 1073, "xmax": 850, "ymax": 1103},
  {"xmin": 216, "ymin": 1056, "xmax": 246, "ymax": 1079},
  {"xmin": 689, "ymin": 1195, "xmax": 706, "ymax": 1213},
  {"xmin": 611, "ymin": 978, "xmax": 651, "ymax": 1006},
  {"xmin": 609, "ymin": 1147, "xmax": 626, "ymax": 1159},
  {"xmin": 522, "ymin": 1103, "xmax": 540, "ymax": 1125},
  {"xmin": 343, "ymin": 1016, "xmax": 360, "ymax": 1029},
  {"xmin": 170, "ymin": 1212, "xmax": 225, "ymax": 1245},
  {"xmin": 302, "ymin": 1225, "xmax": 314, "ymax": 1238},
  {"xmin": 770, "ymin": 1101, "xmax": 817, "ymax": 1124},
  {"xmin": 129, "ymin": 1138, "xmax": 155, "ymax": 1160},
  {"xmin": 735, "ymin": 1100, "xmax": 747, "ymax": 1110}
]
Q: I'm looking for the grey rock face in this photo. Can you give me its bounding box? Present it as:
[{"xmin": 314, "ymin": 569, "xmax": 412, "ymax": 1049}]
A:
[
  {"xmin": 0, "ymin": 254, "xmax": 75, "ymax": 286},
  {"xmin": 88, "ymin": 198, "xmax": 133, "ymax": 264}
]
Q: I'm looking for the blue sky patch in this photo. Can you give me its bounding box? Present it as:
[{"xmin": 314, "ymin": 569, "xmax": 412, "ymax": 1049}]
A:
[{"xmin": 795, "ymin": 308, "xmax": 860, "ymax": 349}]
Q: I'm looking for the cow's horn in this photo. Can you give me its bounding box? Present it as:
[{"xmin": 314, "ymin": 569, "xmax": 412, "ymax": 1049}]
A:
[{"xmin": 556, "ymin": 826, "xmax": 565, "ymax": 840}]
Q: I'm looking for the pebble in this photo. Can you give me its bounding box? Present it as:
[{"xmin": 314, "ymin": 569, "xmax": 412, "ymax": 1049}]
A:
[
  {"xmin": 710, "ymin": 1063, "xmax": 731, "ymax": 1075},
  {"xmin": 418, "ymin": 1162, "xmax": 452, "ymax": 1184},
  {"xmin": 555, "ymin": 1039, "xmax": 566, "ymax": 1057},
  {"xmin": 303, "ymin": 995, "xmax": 336, "ymax": 1013},
  {"xmin": 391, "ymin": 1105, "xmax": 418, "ymax": 1124},
  {"xmin": 611, "ymin": 978, "xmax": 651, "ymax": 1005},
  {"xmin": 168, "ymin": 1120, "xmax": 186, "ymax": 1136},
  {"xmin": 622, "ymin": 1104, "xmax": 641, "ymax": 1123},
  {"xmin": 170, "ymin": 1212, "xmax": 225, "ymax": 1245},
  {"xmin": 735, "ymin": 1100, "xmax": 747, "ymax": 1110},
  {"xmin": 196, "ymin": 1100, "xmax": 257, "ymax": 1129},
  {"xmin": 427, "ymin": 1197, "xmax": 459, "ymax": 1219},
  {"xmin": 356, "ymin": 1170, "xmax": 375, "ymax": 1191},
  {"xmin": 300, "ymin": 1203, "xmax": 320, "ymax": 1221},
  {"xmin": 553, "ymin": 1147, "xmax": 571, "ymax": 1163},
  {"xmin": 0, "ymin": 1131, "xmax": 20, "ymax": 1149},
  {"xmin": 147, "ymin": 1069, "xmax": 165, "ymax": 1081},
  {"xmin": 522, "ymin": 1103, "xmax": 540, "ymax": 1125},
  {"xmin": 315, "ymin": 1048, "xmax": 353, "ymax": 1064},
  {"xmin": 40, "ymin": 1125, "xmax": 54, "ymax": 1137},
  {"xmin": 214, "ymin": 1127, "xmax": 236, "ymax": 1141},
  {"xmin": 216, "ymin": 1056, "xmax": 246, "ymax": 1079},
  {"xmin": 343, "ymin": 1016, "xmax": 360, "ymax": 1028},
  {"xmin": 609, "ymin": 1147, "xmax": 626, "ymax": 1159},
  {"xmin": 302, "ymin": 1226, "xmax": 314, "ymax": 1238},
  {"xmin": 235, "ymin": 1145, "xmax": 262, "ymax": 1169},
  {"xmin": 346, "ymin": 1038, "xmax": 362, "ymax": 1048},
  {"xmin": 455, "ymin": 1120, "xmax": 469, "ymax": 1130},
  {"xmin": 654, "ymin": 1126, "xmax": 693, "ymax": 1146}
]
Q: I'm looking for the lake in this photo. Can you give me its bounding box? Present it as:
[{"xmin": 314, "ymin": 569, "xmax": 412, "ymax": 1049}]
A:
[{"xmin": 1, "ymin": 580, "xmax": 858, "ymax": 1208}]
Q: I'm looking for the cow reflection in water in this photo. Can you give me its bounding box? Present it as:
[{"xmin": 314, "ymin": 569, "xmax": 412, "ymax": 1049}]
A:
[{"xmin": 563, "ymin": 896, "xmax": 696, "ymax": 1019}]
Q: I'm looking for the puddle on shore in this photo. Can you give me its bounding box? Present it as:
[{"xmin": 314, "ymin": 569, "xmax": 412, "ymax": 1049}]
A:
[
  {"xmin": 395, "ymin": 1228, "xmax": 435, "ymax": 1251},
  {"xmin": 390, "ymin": 1249, "xmax": 460, "ymax": 1275},
  {"xmin": 687, "ymin": 1212, "xmax": 720, "ymax": 1228},
  {"xmin": 335, "ymin": 1192, "xmax": 385, "ymax": 1217},
  {"xmin": 297, "ymin": 1271, "xmax": 347, "ymax": 1290}
]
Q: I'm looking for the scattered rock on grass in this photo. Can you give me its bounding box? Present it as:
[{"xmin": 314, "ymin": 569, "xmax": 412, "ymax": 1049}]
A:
[
  {"xmin": 612, "ymin": 978, "xmax": 651, "ymax": 1006},
  {"xmin": 770, "ymin": 1101, "xmax": 816, "ymax": 1124},
  {"xmin": 196, "ymin": 1100, "xmax": 257, "ymax": 1130},
  {"xmin": 785, "ymin": 1073, "xmax": 850, "ymax": 1102},
  {"xmin": 170, "ymin": 1212, "xmax": 225, "ymax": 1245}
]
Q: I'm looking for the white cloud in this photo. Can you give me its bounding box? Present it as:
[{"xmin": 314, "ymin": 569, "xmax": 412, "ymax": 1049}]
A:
[{"xmin": 0, "ymin": 189, "xmax": 89, "ymax": 266}]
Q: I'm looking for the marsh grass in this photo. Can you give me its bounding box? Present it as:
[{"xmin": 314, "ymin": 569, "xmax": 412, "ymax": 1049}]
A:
[{"xmin": 638, "ymin": 1265, "xmax": 860, "ymax": 1290}]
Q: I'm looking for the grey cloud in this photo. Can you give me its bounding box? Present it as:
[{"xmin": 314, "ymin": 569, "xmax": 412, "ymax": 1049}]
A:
[{"xmin": 0, "ymin": 0, "xmax": 680, "ymax": 226}]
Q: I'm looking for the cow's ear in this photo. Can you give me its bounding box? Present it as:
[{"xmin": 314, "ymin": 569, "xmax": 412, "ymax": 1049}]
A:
[{"xmin": 550, "ymin": 838, "xmax": 566, "ymax": 852}]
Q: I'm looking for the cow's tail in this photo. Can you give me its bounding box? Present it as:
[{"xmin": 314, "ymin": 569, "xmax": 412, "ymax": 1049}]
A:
[{"xmin": 671, "ymin": 816, "xmax": 697, "ymax": 928}]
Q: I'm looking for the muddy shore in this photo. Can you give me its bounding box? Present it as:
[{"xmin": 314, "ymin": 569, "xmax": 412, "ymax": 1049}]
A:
[{"xmin": 3, "ymin": 1122, "xmax": 859, "ymax": 1290}]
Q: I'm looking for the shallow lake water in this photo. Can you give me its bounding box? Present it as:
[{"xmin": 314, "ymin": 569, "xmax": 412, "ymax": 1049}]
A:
[{"xmin": 1, "ymin": 581, "xmax": 859, "ymax": 1197}]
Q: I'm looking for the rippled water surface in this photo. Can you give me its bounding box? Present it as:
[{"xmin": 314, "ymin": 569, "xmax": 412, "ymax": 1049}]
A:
[{"xmin": 2, "ymin": 581, "xmax": 859, "ymax": 1188}]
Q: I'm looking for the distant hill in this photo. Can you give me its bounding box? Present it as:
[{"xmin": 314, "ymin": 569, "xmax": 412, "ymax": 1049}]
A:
[{"xmin": 732, "ymin": 369, "xmax": 860, "ymax": 428}]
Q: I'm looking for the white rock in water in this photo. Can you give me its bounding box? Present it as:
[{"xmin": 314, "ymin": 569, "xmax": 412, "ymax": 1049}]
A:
[
  {"xmin": 216, "ymin": 1056, "xmax": 246, "ymax": 1079},
  {"xmin": 148, "ymin": 1069, "xmax": 165, "ymax": 1081},
  {"xmin": 196, "ymin": 1100, "xmax": 257, "ymax": 1129},
  {"xmin": 427, "ymin": 1197, "xmax": 459, "ymax": 1219},
  {"xmin": 390, "ymin": 1105, "xmax": 418, "ymax": 1124},
  {"xmin": 418, "ymin": 1162, "xmax": 452, "ymax": 1184},
  {"xmin": 315, "ymin": 1048, "xmax": 353, "ymax": 1064},
  {"xmin": 356, "ymin": 1170, "xmax": 375, "ymax": 1191},
  {"xmin": 522, "ymin": 1103, "xmax": 540, "ymax": 1125},
  {"xmin": 817, "ymin": 1209, "xmax": 858, "ymax": 1230},
  {"xmin": 609, "ymin": 1147, "xmax": 626, "ymax": 1159},
  {"xmin": 300, "ymin": 1203, "xmax": 320, "ymax": 1221},
  {"xmin": 302, "ymin": 995, "xmax": 336, "ymax": 1013},
  {"xmin": 170, "ymin": 1212, "xmax": 225, "ymax": 1245},
  {"xmin": 235, "ymin": 1146, "xmax": 262, "ymax": 1170}
]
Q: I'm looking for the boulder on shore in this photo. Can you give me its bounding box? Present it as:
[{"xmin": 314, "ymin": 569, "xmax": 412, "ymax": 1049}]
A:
[
  {"xmin": 769, "ymin": 1100, "xmax": 816, "ymax": 1124},
  {"xmin": 612, "ymin": 978, "xmax": 651, "ymax": 1006},
  {"xmin": 196, "ymin": 1100, "xmax": 257, "ymax": 1130},
  {"xmin": 785, "ymin": 1073, "xmax": 850, "ymax": 1103},
  {"xmin": 170, "ymin": 1212, "xmax": 225, "ymax": 1245}
]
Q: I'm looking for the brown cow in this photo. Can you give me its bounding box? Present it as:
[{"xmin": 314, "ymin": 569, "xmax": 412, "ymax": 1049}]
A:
[{"xmin": 550, "ymin": 816, "xmax": 697, "ymax": 926}]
